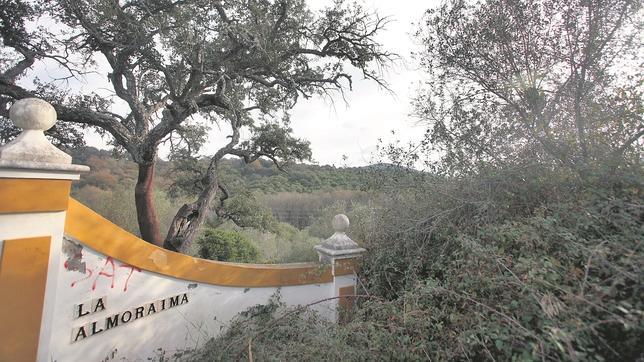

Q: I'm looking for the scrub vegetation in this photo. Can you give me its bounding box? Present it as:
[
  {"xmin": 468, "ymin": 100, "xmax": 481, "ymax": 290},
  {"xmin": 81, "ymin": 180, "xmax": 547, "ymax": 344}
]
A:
[
  {"xmin": 1, "ymin": 0, "xmax": 642, "ymax": 360},
  {"xmin": 189, "ymin": 0, "xmax": 643, "ymax": 360},
  {"xmin": 67, "ymin": 146, "xmax": 379, "ymax": 263}
]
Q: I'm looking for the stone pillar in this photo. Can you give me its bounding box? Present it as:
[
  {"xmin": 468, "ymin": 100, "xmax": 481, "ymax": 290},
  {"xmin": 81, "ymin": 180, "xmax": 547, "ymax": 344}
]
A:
[
  {"xmin": 0, "ymin": 98, "xmax": 88, "ymax": 362},
  {"xmin": 315, "ymin": 214, "xmax": 365, "ymax": 321}
]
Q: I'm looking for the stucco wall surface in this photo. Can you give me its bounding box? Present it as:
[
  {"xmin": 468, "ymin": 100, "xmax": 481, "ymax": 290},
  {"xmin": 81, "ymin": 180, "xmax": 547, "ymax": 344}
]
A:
[{"xmin": 48, "ymin": 238, "xmax": 336, "ymax": 361}]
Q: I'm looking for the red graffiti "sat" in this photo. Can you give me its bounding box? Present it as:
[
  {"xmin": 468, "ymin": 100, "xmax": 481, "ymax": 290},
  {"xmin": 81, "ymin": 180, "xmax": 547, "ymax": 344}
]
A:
[{"xmin": 66, "ymin": 256, "xmax": 141, "ymax": 292}]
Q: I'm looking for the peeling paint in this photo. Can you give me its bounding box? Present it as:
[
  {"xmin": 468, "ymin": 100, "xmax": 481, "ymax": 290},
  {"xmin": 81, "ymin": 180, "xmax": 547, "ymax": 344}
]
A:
[
  {"xmin": 243, "ymin": 288, "xmax": 250, "ymax": 293},
  {"xmin": 62, "ymin": 237, "xmax": 86, "ymax": 273},
  {"xmin": 187, "ymin": 283, "xmax": 198, "ymax": 289}
]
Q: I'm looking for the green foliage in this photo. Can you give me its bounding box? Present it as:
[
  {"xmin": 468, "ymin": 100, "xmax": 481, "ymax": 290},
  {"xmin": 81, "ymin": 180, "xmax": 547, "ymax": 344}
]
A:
[
  {"xmin": 180, "ymin": 157, "xmax": 377, "ymax": 195},
  {"xmin": 70, "ymin": 146, "xmax": 390, "ymax": 200},
  {"xmin": 238, "ymin": 119, "xmax": 313, "ymax": 166},
  {"xmin": 209, "ymin": 190, "xmax": 277, "ymax": 232},
  {"xmin": 190, "ymin": 167, "xmax": 643, "ymax": 361},
  {"xmin": 223, "ymin": 221, "xmax": 321, "ymax": 263},
  {"xmin": 357, "ymin": 181, "xmax": 643, "ymax": 360},
  {"xmin": 197, "ymin": 228, "xmax": 260, "ymax": 263},
  {"xmin": 413, "ymin": 0, "xmax": 643, "ymax": 175}
]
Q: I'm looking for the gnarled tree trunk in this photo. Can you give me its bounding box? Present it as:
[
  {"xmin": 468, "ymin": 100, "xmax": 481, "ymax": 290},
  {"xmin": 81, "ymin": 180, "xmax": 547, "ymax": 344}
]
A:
[
  {"xmin": 163, "ymin": 123, "xmax": 245, "ymax": 253},
  {"xmin": 135, "ymin": 162, "xmax": 163, "ymax": 246},
  {"xmin": 164, "ymin": 168, "xmax": 221, "ymax": 253}
]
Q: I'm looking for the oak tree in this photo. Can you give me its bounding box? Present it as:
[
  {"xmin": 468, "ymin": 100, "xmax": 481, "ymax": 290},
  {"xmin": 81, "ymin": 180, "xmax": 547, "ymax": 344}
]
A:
[{"xmin": 0, "ymin": 0, "xmax": 391, "ymax": 252}]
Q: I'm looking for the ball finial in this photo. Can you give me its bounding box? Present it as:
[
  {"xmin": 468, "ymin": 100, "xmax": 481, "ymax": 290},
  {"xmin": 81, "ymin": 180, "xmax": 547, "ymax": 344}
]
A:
[
  {"xmin": 0, "ymin": 98, "xmax": 73, "ymax": 164},
  {"xmin": 9, "ymin": 98, "xmax": 57, "ymax": 131},
  {"xmin": 332, "ymin": 214, "xmax": 350, "ymax": 232}
]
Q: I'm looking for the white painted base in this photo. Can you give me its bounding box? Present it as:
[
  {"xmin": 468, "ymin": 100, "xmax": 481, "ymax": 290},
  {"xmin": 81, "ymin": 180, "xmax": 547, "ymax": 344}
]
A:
[{"xmin": 47, "ymin": 240, "xmax": 338, "ymax": 361}]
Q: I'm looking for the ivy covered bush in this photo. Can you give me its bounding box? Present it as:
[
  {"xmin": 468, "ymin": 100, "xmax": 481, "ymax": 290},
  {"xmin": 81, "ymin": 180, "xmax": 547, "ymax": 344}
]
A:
[
  {"xmin": 186, "ymin": 164, "xmax": 642, "ymax": 361},
  {"xmin": 359, "ymin": 193, "xmax": 642, "ymax": 360}
]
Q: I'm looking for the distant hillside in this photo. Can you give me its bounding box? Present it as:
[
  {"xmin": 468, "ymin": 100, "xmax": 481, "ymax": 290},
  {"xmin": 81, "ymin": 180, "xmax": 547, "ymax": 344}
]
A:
[
  {"xmin": 68, "ymin": 147, "xmax": 422, "ymax": 232},
  {"xmin": 68, "ymin": 146, "xmax": 405, "ymax": 194}
]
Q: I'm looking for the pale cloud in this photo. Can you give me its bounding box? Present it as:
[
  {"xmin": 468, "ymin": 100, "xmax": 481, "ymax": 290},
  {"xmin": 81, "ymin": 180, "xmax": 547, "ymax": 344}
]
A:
[{"xmin": 287, "ymin": 0, "xmax": 435, "ymax": 166}]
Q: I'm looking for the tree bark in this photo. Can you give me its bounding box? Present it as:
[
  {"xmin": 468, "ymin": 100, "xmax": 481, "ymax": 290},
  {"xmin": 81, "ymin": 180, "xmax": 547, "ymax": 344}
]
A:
[
  {"xmin": 164, "ymin": 167, "xmax": 221, "ymax": 253},
  {"xmin": 135, "ymin": 162, "xmax": 163, "ymax": 246}
]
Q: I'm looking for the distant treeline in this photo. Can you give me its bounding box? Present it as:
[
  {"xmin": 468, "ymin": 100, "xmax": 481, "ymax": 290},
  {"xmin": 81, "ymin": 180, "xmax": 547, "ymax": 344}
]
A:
[
  {"xmin": 68, "ymin": 147, "xmax": 413, "ymax": 231},
  {"xmin": 69, "ymin": 146, "xmax": 407, "ymax": 194}
]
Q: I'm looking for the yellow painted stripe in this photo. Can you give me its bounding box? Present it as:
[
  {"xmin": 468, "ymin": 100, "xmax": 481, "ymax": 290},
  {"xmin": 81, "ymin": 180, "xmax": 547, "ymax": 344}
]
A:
[
  {"xmin": 0, "ymin": 178, "xmax": 71, "ymax": 214},
  {"xmin": 335, "ymin": 258, "xmax": 359, "ymax": 276},
  {"xmin": 338, "ymin": 285, "xmax": 356, "ymax": 310},
  {"xmin": 65, "ymin": 198, "xmax": 333, "ymax": 287},
  {"xmin": 0, "ymin": 236, "xmax": 51, "ymax": 362}
]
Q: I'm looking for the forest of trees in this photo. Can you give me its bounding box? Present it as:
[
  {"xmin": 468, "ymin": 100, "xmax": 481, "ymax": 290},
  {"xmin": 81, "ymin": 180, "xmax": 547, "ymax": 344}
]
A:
[
  {"xmin": 70, "ymin": 146, "xmax": 380, "ymax": 229},
  {"xmin": 0, "ymin": 0, "xmax": 392, "ymax": 252},
  {"xmin": 1, "ymin": 0, "xmax": 642, "ymax": 360},
  {"xmin": 68, "ymin": 146, "xmax": 382, "ymax": 262}
]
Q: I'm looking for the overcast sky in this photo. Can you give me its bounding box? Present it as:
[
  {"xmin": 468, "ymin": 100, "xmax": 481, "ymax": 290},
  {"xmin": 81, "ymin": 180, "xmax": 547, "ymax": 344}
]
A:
[
  {"xmin": 26, "ymin": 0, "xmax": 438, "ymax": 167},
  {"xmin": 280, "ymin": 0, "xmax": 436, "ymax": 166},
  {"xmin": 198, "ymin": 0, "xmax": 436, "ymax": 167}
]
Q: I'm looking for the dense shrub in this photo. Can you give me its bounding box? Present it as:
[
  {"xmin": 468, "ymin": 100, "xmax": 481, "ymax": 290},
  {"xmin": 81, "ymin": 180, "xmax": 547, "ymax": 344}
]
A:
[
  {"xmin": 226, "ymin": 222, "xmax": 322, "ymax": 263},
  {"xmin": 353, "ymin": 165, "xmax": 643, "ymax": 360},
  {"xmin": 186, "ymin": 294, "xmax": 362, "ymax": 361},
  {"xmin": 360, "ymin": 198, "xmax": 642, "ymax": 360},
  {"xmin": 197, "ymin": 229, "xmax": 260, "ymax": 263},
  {"xmin": 190, "ymin": 165, "xmax": 643, "ymax": 361}
]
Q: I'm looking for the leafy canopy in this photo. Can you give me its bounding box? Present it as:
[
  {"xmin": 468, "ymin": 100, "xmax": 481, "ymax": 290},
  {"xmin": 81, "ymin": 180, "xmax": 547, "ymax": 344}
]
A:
[
  {"xmin": 412, "ymin": 0, "xmax": 642, "ymax": 175},
  {"xmin": 197, "ymin": 228, "xmax": 260, "ymax": 263},
  {"xmin": 0, "ymin": 0, "xmax": 392, "ymax": 248}
]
